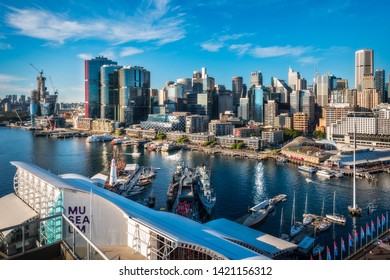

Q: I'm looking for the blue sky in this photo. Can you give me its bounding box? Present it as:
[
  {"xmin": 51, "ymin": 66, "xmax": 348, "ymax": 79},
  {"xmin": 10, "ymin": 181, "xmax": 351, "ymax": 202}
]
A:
[{"xmin": 0, "ymin": 0, "xmax": 389, "ymax": 102}]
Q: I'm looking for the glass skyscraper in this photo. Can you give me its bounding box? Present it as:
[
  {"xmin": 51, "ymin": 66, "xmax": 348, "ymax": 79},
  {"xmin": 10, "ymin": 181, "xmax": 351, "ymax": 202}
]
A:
[{"xmin": 84, "ymin": 56, "xmax": 117, "ymax": 118}]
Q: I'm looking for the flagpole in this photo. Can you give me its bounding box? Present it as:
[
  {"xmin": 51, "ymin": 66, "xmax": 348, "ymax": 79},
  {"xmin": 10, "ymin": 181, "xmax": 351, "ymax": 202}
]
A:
[
  {"xmin": 387, "ymin": 211, "xmax": 389, "ymax": 231},
  {"xmin": 360, "ymin": 230, "xmax": 362, "ymax": 248},
  {"xmin": 377, "ymin": 216, "xmax": 379, "ymax": 238},
  {"xmin": 382, "ymin": 214, "xmax": 384, "ymax": 234},
  {"xmin": 366, "ymin": 225, "xmax": 368, "ymax": 245}
]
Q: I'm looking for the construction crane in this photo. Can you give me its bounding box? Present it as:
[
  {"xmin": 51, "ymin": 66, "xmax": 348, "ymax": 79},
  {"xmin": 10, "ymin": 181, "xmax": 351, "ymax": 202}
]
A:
[
  {"xmin": 49, "ymin": 76, "xmax": 58, "ymax": 96},
  {"xmin": 29, "ymin": 63, "xmax": 43, "ymax": 75},
  {"xmin": 13, "ymin": 109, "xmax": 23, "ymax": 124}
]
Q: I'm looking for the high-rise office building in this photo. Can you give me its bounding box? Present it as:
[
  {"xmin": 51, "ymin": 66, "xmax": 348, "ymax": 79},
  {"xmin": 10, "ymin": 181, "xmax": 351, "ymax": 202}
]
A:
[
  {"xmin": 250, "ymin": 71, "xmax": 263, "ymax": 87},
  {"xmin": 290, "ymin": 90, "xmax": 315, "ymax": 125},
  {"xmin": 118, "ymin": 66, "xmax": 151, "ymax": 125},
  {"xmin": 271, "ymin": 77, "xmax": 290, "ymax": 103},
  {"xmin": 100, "ymin": 65, "xmax": 122, "ymax": 120},
  {"xmin": 355, "ymin": 49, "xmax": 374, "ymax": 92},
  {"xmin": 264, "ymin": 100, "xmax": 279, "ymax": 127},
  {"xmin": 251, "ymin": 85, "xmax": 264, "ymax": 123},
  {"xmin": 232, "ymin": 76, "xmax": 243, "ymax": 111},
  {"xmin": 288, "ymin": 67, "xmax": 300, "ymax": 91},
  {"xmin": 375, "ymin": 69, "xmax": 386, "ymax": 103},
  {"xmin": 315, "ymin": 74, "xmax": 337, "ymax": 107},
  {"xmin": 85, "ymin": 56, "xmax": 117, "ymax": 118}
]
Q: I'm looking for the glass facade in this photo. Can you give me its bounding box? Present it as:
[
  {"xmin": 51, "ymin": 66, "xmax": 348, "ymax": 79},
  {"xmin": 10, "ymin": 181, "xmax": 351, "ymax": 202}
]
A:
[{"xmin": 85, "ymin": 56, "xmax": 117, "ymax": 118}]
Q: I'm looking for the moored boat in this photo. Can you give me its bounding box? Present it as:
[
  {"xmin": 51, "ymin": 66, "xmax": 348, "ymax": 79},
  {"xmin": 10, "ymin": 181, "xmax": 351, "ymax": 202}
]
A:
[
  {"xmin": 243, "ymin": 200, "xmax": 270, "ymax": 227},
  {"xmin": 316, "ymin": 170, "xmax": 333, "ymax": 179},
  {"xmin": 195, "ymin": 165, "xmax": 216, "ymax": 215},
  {"xmin": 269, "ymin": 194, "xmax": 287, "ymax": 205},
  {"xmin": 298, "ymin": 165, "xmax": 317, "ymax": 174},
  {"xmin": 86, "ymin": 133, "xmax": 114, "ymax": 143}
]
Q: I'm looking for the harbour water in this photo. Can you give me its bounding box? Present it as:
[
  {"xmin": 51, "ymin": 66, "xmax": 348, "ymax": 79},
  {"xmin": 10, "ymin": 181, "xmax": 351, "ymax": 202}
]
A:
[{"xmin": 1, "ymin": 126, "xmax": 390, "ymax": 258}]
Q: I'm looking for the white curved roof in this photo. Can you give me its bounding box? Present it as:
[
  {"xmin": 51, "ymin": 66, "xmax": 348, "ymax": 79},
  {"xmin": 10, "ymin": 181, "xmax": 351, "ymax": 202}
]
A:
[{"xmin": 10, "ymin": 161, "xmax": 270, "ymax": 260}]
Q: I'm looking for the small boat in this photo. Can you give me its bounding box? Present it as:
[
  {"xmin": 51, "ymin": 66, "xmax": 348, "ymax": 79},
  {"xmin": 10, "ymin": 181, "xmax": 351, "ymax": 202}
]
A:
[
  {"xmin": 326, "ymin": 191, "xmax": 346, "ymax": 224},
  {"xmin": 290, "ymin": 191, "xmax": 303, "ymax": 237},
  {"xmin": 305, "ymin": 178, "xmax": 313, "ymax": 183},
  {"xmin": 136, "ymin": 178, "xmax": 152, "ymax": 187},
  {"xmin": 303, "ymin": 213, "xmax": 314, "ymax": 226},
  {"xmin": 243, "ymin": 200, "xmax": 270, "ymax": 227},
  {"xmin": 316, "ymin": 170, "xmax": 333, "ymax": 179},
  {"xmin": 333, "ymin": 171, "xmax": 343, "ymax": 178},
  {"xmin": 302, "ymin": 193, "xmax": 314, "ymax": 226},
  {"xmin": 316, "ymin": 218, "xmax": 331, "ymax": 232},
  {"xmin": 269, "ymin": 194, "xmax": 287, "ymax": 205},
  {"xmin": 298, "ymin": 165, "xmax": 317, "ymax": 174},
  {"xmin": 312, "ymin": 244, "xmax": 324, "ymax": 256},
  {"xmin": 110, "ymin": 137, "xmax": 130, "ymax": 145}
]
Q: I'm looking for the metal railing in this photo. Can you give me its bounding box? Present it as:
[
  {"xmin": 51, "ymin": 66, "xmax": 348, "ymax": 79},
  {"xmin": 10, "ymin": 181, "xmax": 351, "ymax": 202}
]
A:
[{"xmin": 0, "ymin": 214, "xmax": 108, "ymax": 260}]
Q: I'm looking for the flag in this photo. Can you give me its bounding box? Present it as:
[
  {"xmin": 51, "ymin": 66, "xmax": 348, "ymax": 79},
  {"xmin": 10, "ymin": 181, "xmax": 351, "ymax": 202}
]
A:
[
  {"xmin": 371, "ymin": 220, "xmax": 375, "ymax": 233},
  {"xmin": 334, "ymin": 241, "xmax": 338, "ymax": 257},
  {"xmin": 348, "ymin": 233, "xmax": 353, "ymax": 247},
  {"xmin": 377, "ymin": 216, "xmax": 381, "ymax": 227},
  {"xmin": 360, "ymin": 226, "xmax": 365, "ymax": 239},
  {"xmin": 366, "ymin": 223, "xmax": 371, "ymax": 236},
  {"xmin": 327, "ymin": 246, "xmax": 331, "ymax": 260},
  {"xmin": 382, "ymin": 214, "xmax": 386, "ymax": 225},
  {"xmin": 355, "ymin": 229, "xmax": 359, "ymax": 242},
  {"xmin": 341, "ymin": 237, "xmax": 346, "ymax": 252}
]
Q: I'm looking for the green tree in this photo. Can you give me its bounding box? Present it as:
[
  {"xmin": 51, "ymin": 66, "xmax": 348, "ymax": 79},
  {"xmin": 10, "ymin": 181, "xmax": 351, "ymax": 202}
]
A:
[
  {"xmin": 236, "ymin": 142, "xmax": 245, "ymax": 149},
  {"xmin": 284, "ymin": 129, "xmax": 301, "ymax": 141},
  {"xmin": 157, "ymin": 132, "xmax": 166, "ymax": 140},
  {"xmin": 313, "ymin": 130, "xmax": 326, "ymax": 139}
]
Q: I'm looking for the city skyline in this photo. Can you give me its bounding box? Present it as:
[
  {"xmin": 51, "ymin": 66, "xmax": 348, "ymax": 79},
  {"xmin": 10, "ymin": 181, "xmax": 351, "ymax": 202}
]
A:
[{"xmin": 1, "ymin": 0, "xmax": 390, "ymax": 102}]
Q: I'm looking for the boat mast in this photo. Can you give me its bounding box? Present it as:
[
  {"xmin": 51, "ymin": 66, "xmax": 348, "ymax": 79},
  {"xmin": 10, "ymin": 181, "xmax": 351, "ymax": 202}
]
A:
[
  {"xmin": 291, "ymin": 191, "xmax": 295, "ymax": 226},
  {"xmin": 304, "ymin": 193, "xmax": 308, "ymax": 214},
  {"xmin": 353, "ymin": 114, "xmax": 356, "ymax": 209},
  {"xmin": 333, "ymin": 191, "xmax": 336, "ymax": 216}
]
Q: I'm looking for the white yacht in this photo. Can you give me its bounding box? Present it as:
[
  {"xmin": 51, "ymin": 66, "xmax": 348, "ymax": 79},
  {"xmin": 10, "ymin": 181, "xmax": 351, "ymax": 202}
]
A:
[
  {"xmin": 86, "ymin": 133, "xmax": 114, "ymax": 143},
  {"xmin": 243, "ymin": 200, "xmax": 270, "ymax": 227},
  {"xmin": 316, "ymin": 170, "xmax": 333, "ymax": 179},
  {"xmin": 326, "ymin": 191, "xmax": 346, "ymax": 224}
]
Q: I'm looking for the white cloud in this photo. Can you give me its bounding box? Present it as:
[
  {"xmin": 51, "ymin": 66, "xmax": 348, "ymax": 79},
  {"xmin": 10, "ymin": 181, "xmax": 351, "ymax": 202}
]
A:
[
  {"xmin": 0, "ymin": 74, "xmax": 30, "ymax": 94},
  {"xmin": 229, "ymin": 44, "xmax": 252, "ymax": 56},
  {"xmin": 120, "ymin": 47, "xmax": 144, "ymax": 57},
  {"xmin": 0, "ymin": 74, "xmax": 26, "ymax": 82},
  {"xmin": 99, "ymin": 49, "xmax": 117, "ymax": 60},
  {"xmin": 201, "ymin": 42, "xmax": 224, "ymax": 52},
  {"xmin": 77, "ymin": 53, "xmax": 93, "ymax": 60},
  {"xmin": 298, "ymin": 56, "xmax": 322, "ymax": 65},
  {"xmin": 250, "ymin": 45, "xmax": 313, "ymax": 58},
  {"xmin": 0, "ymin": 42, "xmax": 12, "ymax": 50},
  {"xmin": 5, "ymin": 1, "xmax": 185, "ymax": 45}
]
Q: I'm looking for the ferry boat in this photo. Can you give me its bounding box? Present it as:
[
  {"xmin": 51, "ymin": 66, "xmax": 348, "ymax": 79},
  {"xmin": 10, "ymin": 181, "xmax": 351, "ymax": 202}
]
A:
[
  {"xmin": 243, "ymin": 200, "xmax": 270, "ymax": 227},
  {"xmin": 298, "ymin": 165, "xmax": 317, "ymax": 174},
  {"xmin": 161, "ymin": 141, "xmax": 181, "ymax": 152},
  {"xmin": 316, "ymin": 170, "xmax": 333, "ymax": 179},
  {"xmin": 195, "ymin": 165, "xmax": 216, "ymax": 215},
  {"xmin": 86, "ymin": 133, "xmax": 114, "ymax": 143},
  {"xmin": 110, "ymin": 137, "xmax": 130, "ymax": 145}
]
